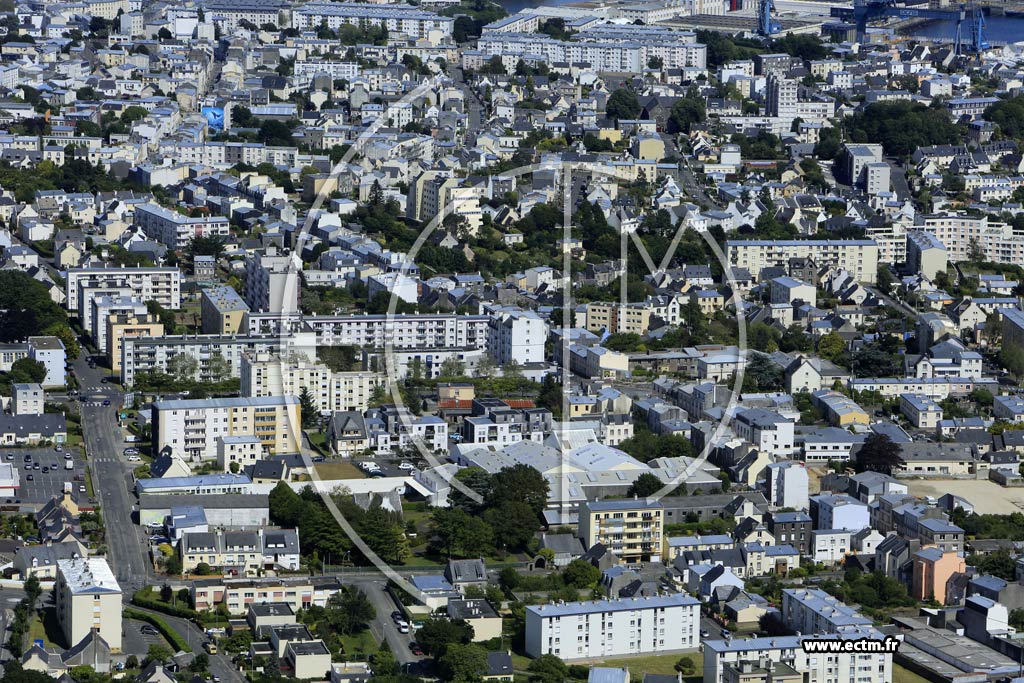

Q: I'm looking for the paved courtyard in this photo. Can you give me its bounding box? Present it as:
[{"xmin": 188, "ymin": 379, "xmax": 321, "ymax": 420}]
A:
[{"xmin": 904, "ymin": 478, "xmax": 1024, "ymax": 515}]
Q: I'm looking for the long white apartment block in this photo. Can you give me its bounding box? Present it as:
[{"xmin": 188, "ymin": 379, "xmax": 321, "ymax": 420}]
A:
[
  {"xmin": 703, "ymin": 634, "xmax": 892, "ymax": 683},
  {"xmin": 120, "ymin": 332, "xmax": 316, "ymax": 386},
  {"xmin": 915, "ymin": 213, "xmax": 1024, "ymax": 266},
  {"xmin": 292, "ymin": 3, "xmax": 454, "ymax": 38},
  {"xmin": 66, "ymin": 266, "xmax": 181, "ymax": 314},
  {"xmin": 726, "ymin": 240, "xmax": 879, "ymax": 284},
  {"xmin": 134, "ymin": 203, "xmax": 231, "ymax": 250},
  {"xmin": 525, "ymin": 594, "xmax": 700, "ymax": 660}
]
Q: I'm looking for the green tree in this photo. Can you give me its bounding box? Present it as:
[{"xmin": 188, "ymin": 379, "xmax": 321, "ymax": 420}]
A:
[
  {"xmin": 606, "ymin": 88, "xmax": 641, "ymax": 122},
  {"xmin": 416, "ymin": 618, "xmax": 474, "ymax": 658},
  {"xmin": 166, "ymin": 353, "xmax": 198, "ymax": 381},
  {"xmin": 484, "ymin": 500, "xmax": 537, "ymax": 551},
  {"xmin": 817, "ymin": 331, "xmax": 846, "ymax": 362},
  {"xmin": 528, "ymin": 655, "xmax": 568, "ymax": 683},
  {"xmin": 1001, "ymin": 342, "xmax": 1024, "ymax": 380},
  {"xmin": 667, "ymin": 91, "xmax": 706, "ymax": 134},
  {"xmin": 628, "ymin": 472, "xmax": 664, "ymax": 498},
  {"xmin": 431, "ymin": 508, "xmax": 493, "ymax": 557},
  {"xmin": 145, "ymin": 644, "xmax": 172, "ymax": 665},
  {"xmin": 299, "ymin": 386, "xmax": 318, "ymax": 428},
  {"xmin": 487, "ymin": 463, "xmax": 549, "ymax": 515},
  {"xmin": 439, "ymin": 357, "xmax": 466, "ymax": 378},
  {"xmin": 9, "ymin": 358, "xmax": 46, "ymax": 384},
  {"xmin": 562, "ymin": 559, "xmax": 600, "ymax": 589},
  {"xmin": 438, "ymin": 643, "xmax": 489, "ymax": 683},
  {"xmin": 854, "ymin": 433, "xmax": 904, "ymax": 475}
]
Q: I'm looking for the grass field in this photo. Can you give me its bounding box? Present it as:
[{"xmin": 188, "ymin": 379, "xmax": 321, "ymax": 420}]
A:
[
  {"xmin": 313, "ymin": 462, "xmax": 366, "ymax": 480},
  {"xmin": 28, "ymin": 607, "xmax": 64, "ymax": 648},
  {"xmin": 340, "ymin": 630, "xmax": 378, "ymax": 658},
  {"xmin": 893, "ymin": 665, "xmax": 931, "ymax": 683},
  {"xmin": 601, "ymin": 652, "xmax": 701, "ymax": 678}
]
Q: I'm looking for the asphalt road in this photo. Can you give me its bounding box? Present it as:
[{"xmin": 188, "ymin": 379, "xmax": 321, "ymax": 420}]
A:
[
  {"xmin": 130, "ymin": 606, "xmax": 244, "ymax": 683},
  {"xmin": 75, "ymin": 353, "xmax": 152, "ymax": 594},
  {"xmin": 359, "ymin": 580, "xmax": 424, "ymax": 665}
]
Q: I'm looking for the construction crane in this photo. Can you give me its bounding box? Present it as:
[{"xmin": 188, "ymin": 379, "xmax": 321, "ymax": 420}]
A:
[
  {"xmin": 830, "ymin": 0, "xmax": 989, "ymax": 54},
  {"xmin": 758, "ymin": 0, "xmax": 782, "ymax": 36}
]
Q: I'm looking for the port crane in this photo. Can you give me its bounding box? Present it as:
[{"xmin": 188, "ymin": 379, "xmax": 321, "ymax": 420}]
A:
[
  {"xmin": 829, "ymin": 0, "xmax": 990, "ymax": 54},
  {"xmin": 758, "ymin": 0, "xmax": 782, "ymax": 36}
]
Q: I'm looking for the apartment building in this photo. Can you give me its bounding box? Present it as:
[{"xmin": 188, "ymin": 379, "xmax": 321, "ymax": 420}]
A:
[
  {"xmin": 91, "ymin": 296, "xmax": 148, "ymax": 353},
  {"xmin": 134, "ymin": 203, "xmax": 231, "ymax": 250},
  {"xmin": 66, "ymin": 266, "xmax": 181, "ymax": 314},
  {"xmin": 582, "ymin": 302, "xmax": 652, "ymax": 336},
  {"xmin": 55, "ymin": 557, "xmax": 122, "ymax": 651},
  {"xmin": 191, "ymin": 576, "xmax": 343, "ymax": 615},
  {"xmin": 201, "ymin": 285, "xmax": 250, "ymax": 335},
  {"xmin": 152, "ymin": 395, "xmax": 301, "ymax": 461},
  {"xmin": 916, "ymin": 214, "xmax": 1024, "ymax": 266},
  {"xmin": 486, "ymin": 307, "xmax": 547, "ymax": 365},
  {"xmin": 297, "ymin": 313, "xmax": 490, "ymax": 350},
  {"xmin": 180, "ymin": 528, "xmax": 300, "ymax": 574},
  {"xmin": 478, "ymin": 28, "xmax": 707, "ymax": 71},
  {"xmin": 703, "ymin": 634, "xmax": 892, "ymax": 683},
  {"xmin": 245, "ymin": 250, "xmax": 300, "ymax": 314},
  {"xmin": 201, "ymin": 0, "xmax": 286, "ymax": 30},
  {"xmin": 848, "ymin": 377, "xmax": 982, "ymax": 400},
  {"xmin": 578, "ymin": 499, "xmax": 664, "ymax": 563},
  {"xmin": 106, "ymin": 313, "xmax": 163, "ymax": 374},
  {"xmin": 781, "ymin": 588, "xmax": 873, "ymax": 635},
  {"xmin": 726, "ymin": 240, "xmax": 879, "ymax": 284},
  {"xmin": 460, "ymin": 398, "xmax": 551, "ymax": 448},
  {"xmin": 26, "ymin": 336, "xmax": 66, "ymax": 388},
  {"xmin": 912, "ymin": 547, "xmax": 965, "ymax": 604},
  {"xmin": 734, "ymin": 408, "xmax": 795, "ymax": 458},
  {"xmin": 218, "ymin": 435, "xmax": 264, "ymax": 472},
  {"xmin": 899, "ymin": 394, "xmax": 943, "ymax": 430},
  {"xmin": 240, "ymin": 352, "xmax": 381, "ymax": 413},
  {"xmin": 292, "ymin": 2, "xmax": 453, "ymax": 37},
  {"xmin": 119, "ymin": 332, "xmax": 315, "ymax": 386},
  {"xmin": 906, "ymin": 231, "xmax": 948, "ymax": 281},
  {"xmin": 525, "ymin": 594, "xmax": 700, "ymax": 660},
  {"xmin": 13, "ymin": 383, "xmax": 43, "ymax": 416}
]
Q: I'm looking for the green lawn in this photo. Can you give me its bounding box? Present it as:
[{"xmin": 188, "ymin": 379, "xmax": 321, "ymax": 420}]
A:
[
  {"xmin": 893, "ymin": 665, "xmax": 931, "ymax": 683},
  {"xmin": 339, "ymin": 630, "xmax": 378, "ymax": 658},
  {"xmin": 28, "ymin": 608, "xmax": 65, "ymax": 648},
  {"xmin": 313, "ymin": 462, "xmax": 365, "ymax": 480},
  {"xmin": 600, "ymin": 652, "xmax": 701, "ymax": 679}
]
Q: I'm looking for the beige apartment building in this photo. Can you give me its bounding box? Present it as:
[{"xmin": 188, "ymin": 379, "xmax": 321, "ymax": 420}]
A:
[
  {"xmin": 152, "ymin": 395, "xmax": 301, "ymax": 461},
  {"xmin": 582, "ymin": 302, "xmax": 651, "ymax": 335},
  {"xmin": 107, "ymin": 313, "xmax": 163, "ymax": 374},
  {"xmin": 55, "ymin": 557, "xmax": 122, "ymax": 651},
  {"xmin": 240, "ymin": 352, "xmax": 382, "ymax": 414},
  {"xmin": 727, "ymin": 240, "xmax": 879, "ymax": 283},
  {"xmin": 578, "ymin": 499, "xmax": 664, "ymax": 563},
  {"xmin": 201, "ymin": 285, "xmax": 250, "ymax": 335}
]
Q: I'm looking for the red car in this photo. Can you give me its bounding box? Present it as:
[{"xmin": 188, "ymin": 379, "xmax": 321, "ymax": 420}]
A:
[{"xmin": 409, "ymin": 643, "xmax": 424, "ymax": 657}]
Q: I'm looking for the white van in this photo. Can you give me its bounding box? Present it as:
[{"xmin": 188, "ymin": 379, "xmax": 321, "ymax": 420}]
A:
[{"xmin": 64, "ymin": 460, "xmax": 73, "ymax": 470}]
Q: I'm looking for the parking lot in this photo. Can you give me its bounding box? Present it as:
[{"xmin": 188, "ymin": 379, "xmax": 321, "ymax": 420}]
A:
[
  {"xmin": 906, "ymin": 478, "xmax": 1024, "ymax": 515},
  {"xmin": 123, "ymin": 618, "xmax": 172, "ymax": 656},
  {"xmin": 3, "ymin": 447, "xmax": 88, "ymax": 507}
]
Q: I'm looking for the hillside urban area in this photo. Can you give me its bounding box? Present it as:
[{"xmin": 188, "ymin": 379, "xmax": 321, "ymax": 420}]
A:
[{"xmin": 6, "ymin": 4, "xmax": 1024, "ymax": 683}]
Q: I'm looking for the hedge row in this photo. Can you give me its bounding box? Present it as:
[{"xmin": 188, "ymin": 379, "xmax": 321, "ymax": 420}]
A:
[{"xmin": 124, "ymin": 608, "xmax": 193, "ymax": 653}]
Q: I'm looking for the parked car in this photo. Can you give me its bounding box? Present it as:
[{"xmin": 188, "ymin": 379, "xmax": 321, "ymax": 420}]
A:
[
  {"xmin": 26, "ymin": 474, "xmax": 33, "ymax": 481},
  {"xmin": 141, "ymin": 625, "xmax": 159, "ymax": 636},
  {"xmin": 78, "ymin": 485, "xmax": 86, "ymax": 493},
  {"xmin": 398, "ymin": 461, "xmax": 414, "ymax": 471},
  {"xmin": 397, "ymin": 623, "xmax": 410, "ymax": 634},
  {"xmin": 409, "ymin": 643, "xmax": 424, "ymax": 656}
]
